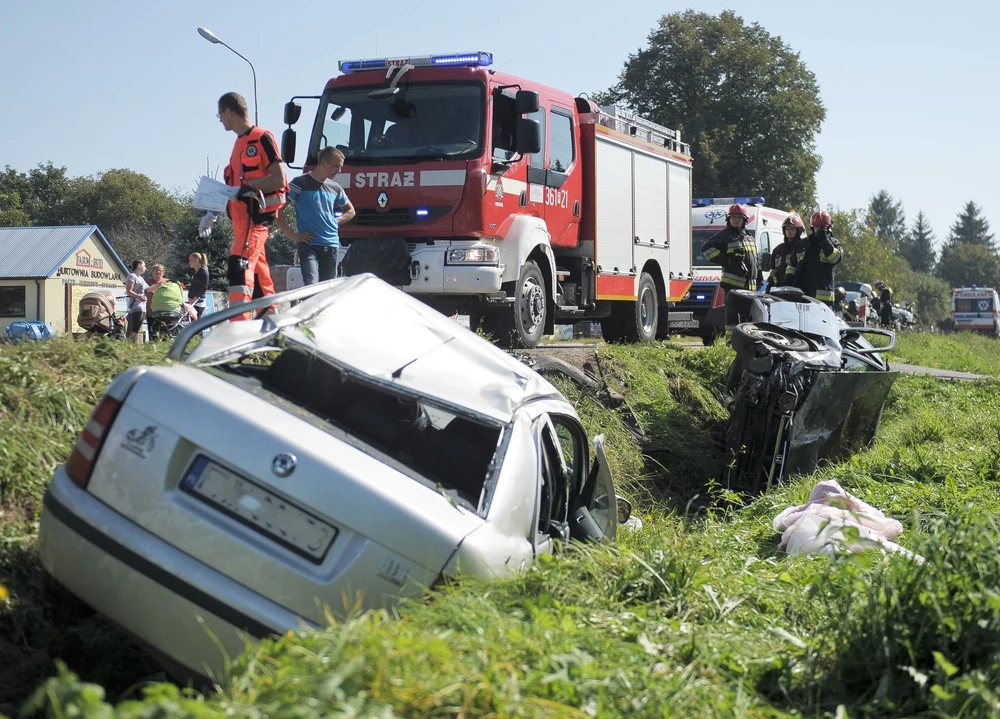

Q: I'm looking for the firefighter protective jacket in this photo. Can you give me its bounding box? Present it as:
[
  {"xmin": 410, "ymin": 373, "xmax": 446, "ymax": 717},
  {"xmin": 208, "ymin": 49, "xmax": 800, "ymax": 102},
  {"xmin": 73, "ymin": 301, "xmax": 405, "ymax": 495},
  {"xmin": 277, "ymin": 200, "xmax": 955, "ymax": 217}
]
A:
[
  {"xmin": 768, "ymin": 239, "xmax": 798, "ymax": 288},
  {"xmin": 225, "ymin": 126, "xmax": 287, "ymax": 224},
  {"xmin": 788, "ymin": 230, "xmax": 843, "ymax": 304},
  {"xmin": 702, "ymin": 225, "xmax": 759, "ymax": 291}
]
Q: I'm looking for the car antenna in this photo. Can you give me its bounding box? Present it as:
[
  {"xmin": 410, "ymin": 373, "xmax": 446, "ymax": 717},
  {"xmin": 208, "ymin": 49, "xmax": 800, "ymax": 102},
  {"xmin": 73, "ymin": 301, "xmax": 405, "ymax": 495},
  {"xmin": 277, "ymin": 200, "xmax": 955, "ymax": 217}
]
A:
[{"xmin": 391, "ymin": 336, "xmax": 456, "ymax": 379}]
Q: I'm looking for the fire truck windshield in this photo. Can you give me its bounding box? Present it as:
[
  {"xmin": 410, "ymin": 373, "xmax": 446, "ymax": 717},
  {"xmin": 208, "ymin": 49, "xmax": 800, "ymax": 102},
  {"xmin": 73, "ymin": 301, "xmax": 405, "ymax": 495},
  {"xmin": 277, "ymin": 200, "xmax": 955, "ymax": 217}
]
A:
[{"xmin": 311, "ymin": 82, "xmax": 484, "ymax": 165}]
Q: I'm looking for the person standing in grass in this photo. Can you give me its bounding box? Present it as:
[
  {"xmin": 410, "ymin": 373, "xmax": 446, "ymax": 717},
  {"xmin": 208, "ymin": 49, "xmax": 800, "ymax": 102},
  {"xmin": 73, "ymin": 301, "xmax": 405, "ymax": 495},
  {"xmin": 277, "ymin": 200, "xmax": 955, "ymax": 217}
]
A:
[
  {"xmin": 124, "ymin": 260, "xmax": 148, "ymax": 343},
  {"xmin": 186, "ymin": 252, "xmax": 210, "ymax": 318}
]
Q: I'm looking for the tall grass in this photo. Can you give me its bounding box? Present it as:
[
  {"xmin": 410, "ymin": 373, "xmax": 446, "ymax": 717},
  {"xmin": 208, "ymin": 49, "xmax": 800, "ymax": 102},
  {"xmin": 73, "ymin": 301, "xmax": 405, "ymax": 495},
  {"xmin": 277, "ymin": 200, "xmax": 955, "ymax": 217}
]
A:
[
  {"xmin": 4, "ymin": 336, "xmax": 1000, "ymax": 717},
  {"xmin": 891, "ymin": 331, "xmax": 1000, "ymax": 376}
]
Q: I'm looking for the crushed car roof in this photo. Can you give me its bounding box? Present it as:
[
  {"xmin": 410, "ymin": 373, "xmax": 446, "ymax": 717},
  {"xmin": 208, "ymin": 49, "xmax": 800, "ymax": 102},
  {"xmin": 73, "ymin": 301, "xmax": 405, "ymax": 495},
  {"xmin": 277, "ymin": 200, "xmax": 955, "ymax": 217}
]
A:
[{"xmin": 181, "ymin": 275, "xmax": 564, "ymax": 423}]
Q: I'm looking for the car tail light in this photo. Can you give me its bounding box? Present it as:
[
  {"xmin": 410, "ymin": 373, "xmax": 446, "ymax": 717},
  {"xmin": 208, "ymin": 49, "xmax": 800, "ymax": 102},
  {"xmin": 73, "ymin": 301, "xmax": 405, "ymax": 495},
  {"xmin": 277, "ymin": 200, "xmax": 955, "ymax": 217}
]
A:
[
  {"xmin": 65, "ymin": 396, "xmax": 123, "ymax": 489},
  {"xmin": 859, "ymin": 303, "xmax": 866, "ymax": 319},
  {"xmin": 711, "ymin": 285, "xmax": 726, "ymax": 309}
]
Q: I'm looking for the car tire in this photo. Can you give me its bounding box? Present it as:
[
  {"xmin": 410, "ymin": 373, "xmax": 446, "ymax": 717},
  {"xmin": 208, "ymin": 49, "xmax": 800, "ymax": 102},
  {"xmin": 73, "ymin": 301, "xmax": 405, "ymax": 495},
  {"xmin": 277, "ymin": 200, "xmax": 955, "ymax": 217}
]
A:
[
  {"xmin": 602, "ymin": 272, "xmax": 658, "ymax": 344},
  {"xmin": 494, "ymin": 260, "xmax": 547, "ymax": 349},
  {"xmin": 733, "ymin": 323, "xmax": 812, "ymax": 352}
]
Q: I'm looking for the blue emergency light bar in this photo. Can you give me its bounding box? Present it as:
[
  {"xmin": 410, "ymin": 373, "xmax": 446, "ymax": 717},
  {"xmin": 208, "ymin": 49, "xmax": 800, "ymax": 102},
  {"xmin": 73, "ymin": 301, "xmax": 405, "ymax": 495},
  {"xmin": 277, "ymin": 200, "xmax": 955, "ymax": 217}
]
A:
[
  {"xmin": 692, "ymin": 197, "xmax": 766, "ymax": 207},
  {"xmin": 339, "ymin": 52, "xmax": 493, "ymax": 74}
]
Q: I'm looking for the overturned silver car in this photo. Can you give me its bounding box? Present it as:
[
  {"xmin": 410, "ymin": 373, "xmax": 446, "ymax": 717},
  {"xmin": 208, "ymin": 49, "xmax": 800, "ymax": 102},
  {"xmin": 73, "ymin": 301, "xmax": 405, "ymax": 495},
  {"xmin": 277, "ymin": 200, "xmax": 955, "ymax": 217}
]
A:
[
  {"xmin": 722, "ymin": 288, "xmax": 898, "ymax": 495},
  {"xmin": 38, "ymin": 276, "xmax": 624, "ymax": 682}
]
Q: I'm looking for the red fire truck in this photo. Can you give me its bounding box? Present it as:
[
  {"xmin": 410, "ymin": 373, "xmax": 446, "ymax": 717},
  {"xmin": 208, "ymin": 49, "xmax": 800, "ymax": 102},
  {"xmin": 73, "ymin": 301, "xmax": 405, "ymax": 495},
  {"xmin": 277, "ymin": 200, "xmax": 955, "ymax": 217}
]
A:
[{"xmin": 280, "ymin": 51, "xmax": 693, "ymax": 348}]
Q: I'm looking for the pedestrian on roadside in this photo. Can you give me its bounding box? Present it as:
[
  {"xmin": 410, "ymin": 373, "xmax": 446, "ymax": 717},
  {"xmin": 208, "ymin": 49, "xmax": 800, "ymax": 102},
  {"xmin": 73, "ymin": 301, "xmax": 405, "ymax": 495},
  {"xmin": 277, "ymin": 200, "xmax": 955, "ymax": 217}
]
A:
[
  {"xmin": 187, "ymin": 252, "xmax": 210, "ymax": 318},
  {"xmin": 788, "ymin": 211, "xmax": 843, "ymax": 306},
  {"xmin": 198, "ymin": 91, "xmax": 287, "ymax": 320},
  {"xmin": 874, "ymin": 280, "xmax": 893, "ymax": 327},
  {"xmin": 278, "ymin": 147, "xmax": 356, "ymax": 285},
  {"xmin": 144, "ymin": 264, "xmax": 169, "ymax": 339},
  {"xmin": 125, "ymin": 260, "xmax": 148, "ymax": 343},
  {"xmin": 702, "ymin": 203, "xmax": 759, "ymax": 325}
]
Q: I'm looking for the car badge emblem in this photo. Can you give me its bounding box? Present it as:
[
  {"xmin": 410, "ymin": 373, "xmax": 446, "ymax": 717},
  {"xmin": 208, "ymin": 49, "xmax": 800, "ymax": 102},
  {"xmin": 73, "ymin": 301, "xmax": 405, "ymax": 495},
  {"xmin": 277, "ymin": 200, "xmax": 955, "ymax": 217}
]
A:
[
  {"xmin": 272, "ymin": 452, "xmax": 297, "ymax": 477},
  {"xmin": 495, "ymin": 179, "xmax": 504, "ymax": 200},
  {"xmin": 377, "ymin": 191, "xmax": 389, "ymax": 208}
]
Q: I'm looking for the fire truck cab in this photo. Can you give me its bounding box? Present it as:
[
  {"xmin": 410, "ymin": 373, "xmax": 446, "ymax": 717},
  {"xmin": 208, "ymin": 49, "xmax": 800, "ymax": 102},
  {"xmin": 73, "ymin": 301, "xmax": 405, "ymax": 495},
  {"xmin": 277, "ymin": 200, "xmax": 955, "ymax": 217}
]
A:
[{"xmin": 280, "ymin": 51, "xmax": 693, "ymax": 348}]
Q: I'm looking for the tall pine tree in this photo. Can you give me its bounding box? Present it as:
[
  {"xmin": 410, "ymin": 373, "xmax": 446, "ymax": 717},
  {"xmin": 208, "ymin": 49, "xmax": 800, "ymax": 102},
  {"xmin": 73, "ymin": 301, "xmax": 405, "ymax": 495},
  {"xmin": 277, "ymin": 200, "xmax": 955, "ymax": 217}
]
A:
[
  {"xmin": 899, "ymin": 210, "xmax": 936, "ymax": 273},
  {"xmin": 937, "ymin": 201, "xmax": 1000, "ymax": 288},
  {"xmin": 866, "ymin": 190, "xmax": 907, "ymax": 250},
  {"xmin": 945, "ymin": 201, "xmax": 994, "ymax": 249}
]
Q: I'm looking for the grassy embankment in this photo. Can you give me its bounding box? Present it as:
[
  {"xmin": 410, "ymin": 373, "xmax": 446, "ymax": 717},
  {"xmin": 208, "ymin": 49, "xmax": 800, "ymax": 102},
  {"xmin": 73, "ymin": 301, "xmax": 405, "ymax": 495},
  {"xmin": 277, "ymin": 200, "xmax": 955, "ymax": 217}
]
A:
[{"xmin": 2, "ymin": 331, "xmax": 1000, "ymax": 717}]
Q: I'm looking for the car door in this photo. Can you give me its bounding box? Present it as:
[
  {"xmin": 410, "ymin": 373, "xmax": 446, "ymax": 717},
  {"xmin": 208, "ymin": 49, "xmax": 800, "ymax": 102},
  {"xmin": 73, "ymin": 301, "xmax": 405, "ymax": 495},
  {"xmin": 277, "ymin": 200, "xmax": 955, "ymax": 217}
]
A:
[{"xmin": 532, "ymin": 415, "xmax": 616, "ymax": 555}]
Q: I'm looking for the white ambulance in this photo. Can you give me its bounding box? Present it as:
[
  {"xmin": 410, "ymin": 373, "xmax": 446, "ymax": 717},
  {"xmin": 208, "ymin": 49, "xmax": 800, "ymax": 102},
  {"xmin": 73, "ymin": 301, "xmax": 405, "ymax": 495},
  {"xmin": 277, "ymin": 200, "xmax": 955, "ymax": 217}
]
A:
[{"xmin": 952, "ymin": 286, "xmax": 1000, "ymax": 336}]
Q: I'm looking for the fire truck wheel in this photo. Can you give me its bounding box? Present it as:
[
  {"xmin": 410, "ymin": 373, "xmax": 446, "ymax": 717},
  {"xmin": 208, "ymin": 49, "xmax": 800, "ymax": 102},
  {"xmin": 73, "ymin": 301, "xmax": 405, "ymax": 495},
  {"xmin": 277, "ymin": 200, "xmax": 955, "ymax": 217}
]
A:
[
  {"xmin": 602, "ymin": 272, "xmax": 658, "ymax": 344},
  {"xmin": 494, "ymin": 260, "xmax": 547, "ymax": 349}
]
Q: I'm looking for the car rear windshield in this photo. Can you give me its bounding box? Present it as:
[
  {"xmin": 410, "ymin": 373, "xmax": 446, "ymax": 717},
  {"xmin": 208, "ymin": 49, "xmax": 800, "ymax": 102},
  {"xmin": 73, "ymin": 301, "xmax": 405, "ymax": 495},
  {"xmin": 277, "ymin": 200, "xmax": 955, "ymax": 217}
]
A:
[{"xmin": 224, "ymin": 347, "xmax": 502, "ymax": 510}]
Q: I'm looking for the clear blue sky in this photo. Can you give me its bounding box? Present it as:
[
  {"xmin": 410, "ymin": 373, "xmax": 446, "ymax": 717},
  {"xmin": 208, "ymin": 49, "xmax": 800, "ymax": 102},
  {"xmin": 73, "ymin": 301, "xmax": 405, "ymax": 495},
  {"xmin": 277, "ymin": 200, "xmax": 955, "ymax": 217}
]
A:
[{"xmin": 1, "ymin": 0, "xmax": 993, "ymax": 248}]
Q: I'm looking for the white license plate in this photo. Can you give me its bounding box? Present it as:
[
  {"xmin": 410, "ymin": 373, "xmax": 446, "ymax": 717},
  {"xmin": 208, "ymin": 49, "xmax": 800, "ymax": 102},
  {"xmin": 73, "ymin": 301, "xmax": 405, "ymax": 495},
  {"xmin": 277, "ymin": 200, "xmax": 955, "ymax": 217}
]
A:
[
  {"xmin": 669, "ymin": 320, "xmax": 700, "ymax": 329},
  {"xmin": 181, "ymin": 456, "xmax": 337, "ymax": 562}
]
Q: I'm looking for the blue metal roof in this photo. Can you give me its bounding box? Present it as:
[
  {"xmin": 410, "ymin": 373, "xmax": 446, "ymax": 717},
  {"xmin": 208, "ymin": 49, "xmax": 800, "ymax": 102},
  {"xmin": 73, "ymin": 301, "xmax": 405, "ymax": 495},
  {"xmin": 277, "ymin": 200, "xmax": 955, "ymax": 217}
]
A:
[{"xmin": 0, "ymin": 226, "xmax": 129, "ymax": 279}]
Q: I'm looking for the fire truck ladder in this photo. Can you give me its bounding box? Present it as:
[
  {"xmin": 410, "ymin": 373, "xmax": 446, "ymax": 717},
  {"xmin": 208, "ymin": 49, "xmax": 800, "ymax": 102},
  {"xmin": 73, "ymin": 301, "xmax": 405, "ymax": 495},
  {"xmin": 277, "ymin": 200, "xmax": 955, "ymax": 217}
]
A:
[{"xmin": 597, "ymin": 106, "xmax": 690, "ymax": 155}]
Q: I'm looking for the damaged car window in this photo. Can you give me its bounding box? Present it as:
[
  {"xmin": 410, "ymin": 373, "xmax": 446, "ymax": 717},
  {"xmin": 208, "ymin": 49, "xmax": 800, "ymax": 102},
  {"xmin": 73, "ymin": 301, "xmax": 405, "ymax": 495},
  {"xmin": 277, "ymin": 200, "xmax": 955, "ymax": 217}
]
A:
[{"xmin": 220, "ymin": 345, "xmax": 502, "ymax": 511}]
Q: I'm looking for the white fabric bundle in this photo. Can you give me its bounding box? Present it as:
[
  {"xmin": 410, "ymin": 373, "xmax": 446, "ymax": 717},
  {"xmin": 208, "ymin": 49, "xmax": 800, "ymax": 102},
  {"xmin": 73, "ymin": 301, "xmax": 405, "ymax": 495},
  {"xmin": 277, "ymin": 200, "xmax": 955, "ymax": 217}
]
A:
[{"xmin": 773, "ymin": 480, "xmax": 924, "ymax": 563}]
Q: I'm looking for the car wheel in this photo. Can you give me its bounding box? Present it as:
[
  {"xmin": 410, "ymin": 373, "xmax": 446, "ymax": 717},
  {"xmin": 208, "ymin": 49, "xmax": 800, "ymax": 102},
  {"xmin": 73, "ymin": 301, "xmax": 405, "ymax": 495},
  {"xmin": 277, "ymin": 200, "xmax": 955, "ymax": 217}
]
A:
[
  {"xmin": 734, "ymin": 323, "xmax": 811, "ymax": 352},
  {"xmin": 602, "ymin": 272, "xmax": 658, "ymax": 344},
  {"xmin": 494, "ymin": 260, "xmax": 547, "ymax": 349}
]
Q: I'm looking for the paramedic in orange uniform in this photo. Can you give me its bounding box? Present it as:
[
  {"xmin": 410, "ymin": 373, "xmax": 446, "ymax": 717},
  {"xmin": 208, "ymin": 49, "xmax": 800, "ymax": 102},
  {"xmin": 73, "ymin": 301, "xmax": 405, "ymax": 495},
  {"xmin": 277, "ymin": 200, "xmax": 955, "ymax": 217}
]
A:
[{"xmin": 199, "ymin": 92, "xmax": 287, "ymax": 320}]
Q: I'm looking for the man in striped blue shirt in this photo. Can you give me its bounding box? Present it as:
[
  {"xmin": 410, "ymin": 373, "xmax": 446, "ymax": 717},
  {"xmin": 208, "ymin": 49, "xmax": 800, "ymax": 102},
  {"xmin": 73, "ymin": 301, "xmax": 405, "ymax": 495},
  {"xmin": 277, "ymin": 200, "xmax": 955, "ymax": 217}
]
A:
[{"xmin": 278, "ymin": 147, "xmax": 356, "ymax": 284}]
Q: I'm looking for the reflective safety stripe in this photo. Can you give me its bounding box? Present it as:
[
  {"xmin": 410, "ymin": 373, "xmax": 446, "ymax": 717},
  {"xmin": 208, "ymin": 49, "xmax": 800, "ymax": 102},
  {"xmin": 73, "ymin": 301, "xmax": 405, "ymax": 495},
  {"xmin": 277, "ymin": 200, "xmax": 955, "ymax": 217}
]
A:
[
  {"xmin": 704, "ymin": 247, "xmax": 722, "ymax": 260},
  {"xmin": 228, "ymin": 285, "xmax": 252, "ymax": 296},
  {"xmin": 261, "ymin": 192, "xmax": 286, "ymax": 210},
  {"xmin": 822, "ymin": 247, "xmax": 842, "ymax": 263},
  {"xmin": 815, "ymin": 289, "xmax": 835, "ymax": 302}
]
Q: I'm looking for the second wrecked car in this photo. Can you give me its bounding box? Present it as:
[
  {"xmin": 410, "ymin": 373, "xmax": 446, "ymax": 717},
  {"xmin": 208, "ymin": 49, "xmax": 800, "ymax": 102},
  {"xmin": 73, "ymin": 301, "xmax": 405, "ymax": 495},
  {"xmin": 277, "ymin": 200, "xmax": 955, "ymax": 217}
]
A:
[
  {"xmin": 722, "ymin": 288, "xmax": 898, "ymax": 494},
  {"xmin": 38, "ymin": 276, "xmax": 624, "ymax": 682}
]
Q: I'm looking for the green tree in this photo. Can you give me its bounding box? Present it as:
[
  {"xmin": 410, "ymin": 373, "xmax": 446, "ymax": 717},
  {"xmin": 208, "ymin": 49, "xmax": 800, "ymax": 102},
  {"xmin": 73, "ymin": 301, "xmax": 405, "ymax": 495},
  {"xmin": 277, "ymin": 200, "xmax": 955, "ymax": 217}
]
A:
[
  {"xmin": 0, "ymin": 191, "xmax": 31, "ymax": 227},
  {"xmin": 900, "ymin": 210, "xmax": 936, "ymax": 274},
  {"xmin": 0, "ymin": 162, "xmax": 76, "ymax": 225},
  {"xmin": 866, "ymin": 190, "xmax": 906, "ymax": 250},
  {"xmin": 596, "ymin": 10, "xmax": 825, "ymax": 210},
  {"xmin": 936, "ymin": 242, "xmax": 1000, "ymax": 290},
  {"xmin": 835, "ymin": 209, "xmax": 909, "ymax": 289},
  {"xmin": 944, "ymin": 201, "xmax": 994, "ymax": 249},
  {"xmin": 70, "ymin": 169, "xmax": 184, "ymax": 234}
]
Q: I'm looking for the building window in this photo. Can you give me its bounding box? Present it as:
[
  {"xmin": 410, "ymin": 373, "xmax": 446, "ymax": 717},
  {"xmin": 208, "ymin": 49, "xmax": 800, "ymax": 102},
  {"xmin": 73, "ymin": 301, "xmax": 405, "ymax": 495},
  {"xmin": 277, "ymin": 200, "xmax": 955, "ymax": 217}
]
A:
[{"xmin": 0, "ymin": 287, "xmax": 26, "ymax": 318}]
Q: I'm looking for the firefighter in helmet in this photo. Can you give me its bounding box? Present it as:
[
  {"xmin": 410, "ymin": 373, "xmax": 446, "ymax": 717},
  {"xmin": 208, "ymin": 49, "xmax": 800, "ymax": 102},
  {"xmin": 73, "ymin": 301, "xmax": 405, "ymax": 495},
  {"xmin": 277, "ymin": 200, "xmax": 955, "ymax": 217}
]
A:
[
  {"xmin": 874, "ymin": 280, "xmax": 893, "ymax": 327},
  {"xmin": 788, "ymin": 210, "xmax": 843, "ymax": 305},
  {"xmin": 701, "ymin": 203, "xmax": 759, "ymax": 324},
  {"xmin": 768, "ymin": 212, "xmax": 805, "ymax": 289}
]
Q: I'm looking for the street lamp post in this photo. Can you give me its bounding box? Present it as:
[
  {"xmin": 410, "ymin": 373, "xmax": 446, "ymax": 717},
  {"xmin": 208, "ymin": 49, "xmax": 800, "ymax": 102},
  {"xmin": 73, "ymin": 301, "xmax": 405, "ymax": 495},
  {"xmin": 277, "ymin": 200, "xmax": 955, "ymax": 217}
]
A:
[{"xmin": 197, "ymin": 26, "xmax": 259, "ymax": 126}]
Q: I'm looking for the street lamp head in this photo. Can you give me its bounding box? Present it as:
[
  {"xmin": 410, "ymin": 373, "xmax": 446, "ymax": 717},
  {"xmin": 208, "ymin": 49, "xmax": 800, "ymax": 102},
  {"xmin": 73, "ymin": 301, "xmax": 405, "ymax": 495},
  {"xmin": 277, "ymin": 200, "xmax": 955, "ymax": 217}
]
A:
[{"xmin": 197, "ymin": 27, "xmax": 221, "ymax": 44}]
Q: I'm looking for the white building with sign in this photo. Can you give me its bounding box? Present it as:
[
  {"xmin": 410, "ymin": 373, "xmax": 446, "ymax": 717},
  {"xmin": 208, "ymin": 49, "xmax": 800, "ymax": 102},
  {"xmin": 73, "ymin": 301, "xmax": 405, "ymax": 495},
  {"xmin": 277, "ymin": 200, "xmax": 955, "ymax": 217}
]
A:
[{"xmin": 0, "ymin": 226, "xmax": 129, "ymax": 335}]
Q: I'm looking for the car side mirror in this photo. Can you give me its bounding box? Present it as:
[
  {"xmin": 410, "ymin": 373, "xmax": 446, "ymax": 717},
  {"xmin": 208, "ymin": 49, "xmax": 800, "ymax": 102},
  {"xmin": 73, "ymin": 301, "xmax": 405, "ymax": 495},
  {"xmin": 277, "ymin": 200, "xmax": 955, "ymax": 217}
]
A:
[
  {"xmin": 515, "ymin": 89, "xmax": 540, "ymax": 115},
  {"xmin": 281, "ymin": 129, "xmax": 297, "ymax": 164},
  {"xmin": 615, "ymin": 496, "xmax": 632, "ymax": 524},
  {"xmin": 283, "ymin": 101, "xmax": 301, "ymax": 126},
  {"xmin": 515, "ymin": 118, "xmax": 541, "ymax": 155}
]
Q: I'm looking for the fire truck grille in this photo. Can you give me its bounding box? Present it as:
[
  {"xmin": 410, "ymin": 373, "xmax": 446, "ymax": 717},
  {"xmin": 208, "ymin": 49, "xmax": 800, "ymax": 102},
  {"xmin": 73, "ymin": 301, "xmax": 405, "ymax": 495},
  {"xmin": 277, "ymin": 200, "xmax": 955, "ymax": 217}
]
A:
[{"xmin": 353, "ymin": 206, "xmax": 451, "ymax": 227}]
